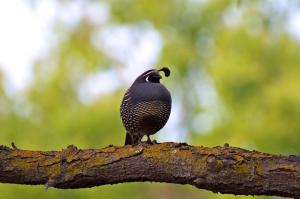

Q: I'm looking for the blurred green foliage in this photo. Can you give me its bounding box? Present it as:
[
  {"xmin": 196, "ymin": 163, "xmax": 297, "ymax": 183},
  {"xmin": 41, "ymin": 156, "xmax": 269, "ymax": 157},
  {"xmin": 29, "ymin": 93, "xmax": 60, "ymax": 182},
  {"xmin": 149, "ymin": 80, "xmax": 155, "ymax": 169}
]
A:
[{"xmin": 1, "ymin": 0, "xmax": 300, "ymax": 198}]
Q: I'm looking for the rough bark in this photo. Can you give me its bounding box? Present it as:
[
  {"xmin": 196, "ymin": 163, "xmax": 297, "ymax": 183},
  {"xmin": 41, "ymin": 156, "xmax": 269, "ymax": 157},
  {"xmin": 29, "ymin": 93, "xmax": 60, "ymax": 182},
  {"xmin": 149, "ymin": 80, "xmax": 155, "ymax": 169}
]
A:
[{"xmin": 0, "ymin": 142, "xmax": 299, "ymax": 198}]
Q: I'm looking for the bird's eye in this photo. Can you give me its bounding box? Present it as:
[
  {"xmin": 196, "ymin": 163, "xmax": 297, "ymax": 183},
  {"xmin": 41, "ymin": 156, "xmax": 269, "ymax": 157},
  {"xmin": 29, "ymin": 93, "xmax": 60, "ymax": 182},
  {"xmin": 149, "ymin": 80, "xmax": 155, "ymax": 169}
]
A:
[{"xmin": 145, "ymin": 74, "xmax": 160, "ymax": 83}]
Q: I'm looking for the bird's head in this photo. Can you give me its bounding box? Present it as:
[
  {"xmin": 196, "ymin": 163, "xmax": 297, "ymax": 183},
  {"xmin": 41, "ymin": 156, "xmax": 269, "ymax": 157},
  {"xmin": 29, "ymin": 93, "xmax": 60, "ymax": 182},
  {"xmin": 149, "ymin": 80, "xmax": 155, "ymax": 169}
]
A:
[{"xmin": 134, "ymin": 67, "xmax": 171, "ymax": 84}]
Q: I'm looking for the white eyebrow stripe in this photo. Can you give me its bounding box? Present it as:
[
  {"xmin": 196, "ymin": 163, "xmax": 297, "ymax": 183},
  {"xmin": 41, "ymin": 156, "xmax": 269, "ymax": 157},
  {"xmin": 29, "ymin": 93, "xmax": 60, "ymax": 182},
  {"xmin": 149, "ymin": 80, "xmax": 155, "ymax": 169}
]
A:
[{"xmin": 142, "ymin": 70, "xmax": 155, "ymax": 78}]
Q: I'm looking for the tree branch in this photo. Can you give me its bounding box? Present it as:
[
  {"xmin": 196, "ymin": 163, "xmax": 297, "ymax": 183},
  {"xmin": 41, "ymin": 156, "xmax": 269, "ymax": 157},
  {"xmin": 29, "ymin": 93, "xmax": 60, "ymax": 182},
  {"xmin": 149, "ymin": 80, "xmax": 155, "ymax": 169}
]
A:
[{"xmin": 0, "ymin": 142, "xmax": 299, "ymax": 198}]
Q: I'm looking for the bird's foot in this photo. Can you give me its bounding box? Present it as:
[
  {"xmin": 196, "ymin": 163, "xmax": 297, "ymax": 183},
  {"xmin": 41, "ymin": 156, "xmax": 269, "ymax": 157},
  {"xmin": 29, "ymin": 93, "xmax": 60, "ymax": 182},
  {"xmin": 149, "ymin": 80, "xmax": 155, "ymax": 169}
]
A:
[
  {"xmin": 145, "ymin": 139, "xmax": 158, "ymax": 145},
  {"xmin": 146, "ymin": 139, "xmax": 153, "ymax": 144},
  {"xmin": 152, "ymin": 139, "xmax": 158, "ymax": 144},
  {"xmin": 146, "ymin": 135, "xmax": 153, "ymax": 144}
]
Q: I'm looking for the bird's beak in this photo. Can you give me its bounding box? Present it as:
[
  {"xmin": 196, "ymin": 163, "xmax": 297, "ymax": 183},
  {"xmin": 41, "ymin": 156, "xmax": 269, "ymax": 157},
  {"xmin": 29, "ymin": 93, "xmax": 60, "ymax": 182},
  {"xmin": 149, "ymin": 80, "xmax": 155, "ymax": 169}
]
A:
[{"xmin": 155, "ymin": 74, "xmax": 162, "ymax": 79}]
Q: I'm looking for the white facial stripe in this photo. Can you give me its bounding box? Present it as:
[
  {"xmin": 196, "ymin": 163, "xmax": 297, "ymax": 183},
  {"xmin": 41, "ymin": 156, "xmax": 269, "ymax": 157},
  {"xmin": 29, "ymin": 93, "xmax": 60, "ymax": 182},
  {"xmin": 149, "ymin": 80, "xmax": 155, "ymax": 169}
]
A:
[
  {"xmin": 142, "ymin": 70, "xmax": 155, "ymax": 78},
  {"xmin": 145, "ymin": 76, "xmax": 150, "ymax": 82}
]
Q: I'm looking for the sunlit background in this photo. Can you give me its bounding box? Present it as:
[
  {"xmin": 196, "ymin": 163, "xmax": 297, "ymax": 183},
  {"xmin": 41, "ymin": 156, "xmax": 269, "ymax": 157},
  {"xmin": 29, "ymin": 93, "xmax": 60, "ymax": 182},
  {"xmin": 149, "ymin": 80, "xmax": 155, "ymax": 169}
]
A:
[{"xmin": 1, "ymin": 0, "xmax": 300, "ymax": 198}]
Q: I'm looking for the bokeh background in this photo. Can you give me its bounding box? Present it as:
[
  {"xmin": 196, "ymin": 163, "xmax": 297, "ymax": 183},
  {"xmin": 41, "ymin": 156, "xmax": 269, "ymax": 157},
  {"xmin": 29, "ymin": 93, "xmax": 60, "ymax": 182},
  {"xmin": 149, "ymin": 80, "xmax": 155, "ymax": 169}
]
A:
[{"xmin": 0, "ymin": 0, "xmax": 300, "ymax": 198}]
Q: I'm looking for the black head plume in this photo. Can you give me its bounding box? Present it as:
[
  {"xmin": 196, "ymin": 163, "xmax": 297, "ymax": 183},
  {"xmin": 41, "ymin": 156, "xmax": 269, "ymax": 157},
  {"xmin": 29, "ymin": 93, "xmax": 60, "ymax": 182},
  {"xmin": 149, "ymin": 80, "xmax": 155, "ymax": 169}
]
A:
[
  {"xmin": 158, "ymin": 67, "xmax": 170, "ymax": 77},
  {"xmin": 134, "ymin": 67, "xmax": 171, "ymax": 84}
]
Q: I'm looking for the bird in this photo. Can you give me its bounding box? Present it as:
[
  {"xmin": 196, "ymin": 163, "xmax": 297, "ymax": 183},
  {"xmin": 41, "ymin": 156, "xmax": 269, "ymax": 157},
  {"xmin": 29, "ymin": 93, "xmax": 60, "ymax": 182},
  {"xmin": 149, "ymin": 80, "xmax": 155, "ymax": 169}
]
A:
[{"xmin": 120, "ymin": 67, "xmax": 172, "ymax": 145}]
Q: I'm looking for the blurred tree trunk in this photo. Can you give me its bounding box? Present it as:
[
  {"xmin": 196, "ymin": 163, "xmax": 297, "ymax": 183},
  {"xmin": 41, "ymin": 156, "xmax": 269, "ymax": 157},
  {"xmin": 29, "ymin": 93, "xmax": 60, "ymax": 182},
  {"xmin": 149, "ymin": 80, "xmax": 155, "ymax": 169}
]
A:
[{"xmin": 0, "ymin": 143, "xmax": 299, "ymax": 198}]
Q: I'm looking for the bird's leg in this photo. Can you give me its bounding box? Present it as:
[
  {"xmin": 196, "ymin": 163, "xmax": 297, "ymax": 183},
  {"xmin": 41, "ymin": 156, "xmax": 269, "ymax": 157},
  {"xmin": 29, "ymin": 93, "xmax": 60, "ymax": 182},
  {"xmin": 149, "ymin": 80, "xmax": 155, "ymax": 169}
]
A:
[
  {"xmin": 146, "ymin": 135, "xmax": 153, "ymax": 144},
  {"xmin": 130, "ymin": 134, "xmax": 142, "ymax": 145},
  {"xmin": 129, "ymin": 133, "xmax": 134, "ymax": 145}
]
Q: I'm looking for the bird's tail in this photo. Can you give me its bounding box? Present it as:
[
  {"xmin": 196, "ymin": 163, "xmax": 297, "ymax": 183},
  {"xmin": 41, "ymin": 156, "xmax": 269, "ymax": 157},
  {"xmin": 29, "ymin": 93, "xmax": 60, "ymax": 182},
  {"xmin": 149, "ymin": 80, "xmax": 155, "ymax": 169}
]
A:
[{"xmin": 124, "ymin": 133, "xmax": 140, "ymax": 145}]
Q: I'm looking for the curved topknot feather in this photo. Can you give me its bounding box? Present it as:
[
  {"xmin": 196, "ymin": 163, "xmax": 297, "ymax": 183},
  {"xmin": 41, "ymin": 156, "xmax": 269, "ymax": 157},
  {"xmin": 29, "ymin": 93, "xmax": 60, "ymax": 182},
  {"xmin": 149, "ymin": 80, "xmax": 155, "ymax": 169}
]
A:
[{"xmin": 158, "ymin": 67, "xmax": 171, "ymax": 77}]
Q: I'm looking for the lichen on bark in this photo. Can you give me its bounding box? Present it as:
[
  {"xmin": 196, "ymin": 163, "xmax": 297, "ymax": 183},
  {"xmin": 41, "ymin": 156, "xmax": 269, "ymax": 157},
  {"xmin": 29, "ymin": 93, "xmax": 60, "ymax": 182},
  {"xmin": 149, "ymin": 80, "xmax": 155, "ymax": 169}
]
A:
[{"xmin": 0, "ymin": 142, "xmax": 299, "ymax": 198}]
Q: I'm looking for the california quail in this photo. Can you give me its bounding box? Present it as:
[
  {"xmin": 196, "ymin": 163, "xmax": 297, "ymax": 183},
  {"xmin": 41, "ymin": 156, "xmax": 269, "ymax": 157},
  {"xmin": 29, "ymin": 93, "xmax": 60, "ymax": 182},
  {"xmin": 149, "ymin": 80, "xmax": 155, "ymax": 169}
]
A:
[{"xmin": 120, "ymin": 67, "xmax": 172, "ymax": 145}]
